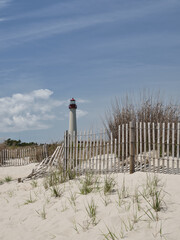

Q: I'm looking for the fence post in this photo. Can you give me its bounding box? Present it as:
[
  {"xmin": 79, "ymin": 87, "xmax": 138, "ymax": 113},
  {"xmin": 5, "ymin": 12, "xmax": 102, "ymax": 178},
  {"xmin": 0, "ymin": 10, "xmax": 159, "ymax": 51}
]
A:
[
  {"xmin": 130, "ymin": 121, "xmax": 135, "ymax": 174},
  {"xmin": 64, "ymin": 130, "xmax": 69, "ymax": 172}
]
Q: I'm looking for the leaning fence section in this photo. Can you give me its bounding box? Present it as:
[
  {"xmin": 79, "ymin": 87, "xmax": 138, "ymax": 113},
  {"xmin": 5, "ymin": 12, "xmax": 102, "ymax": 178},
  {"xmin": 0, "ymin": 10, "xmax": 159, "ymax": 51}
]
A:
[
  {"xmin": 0, "ymin": 145, "xmax": 48, "ymax": 167},
  {"xmin": 63, "ymin": 122, "xmax": 180, "ymax": 175}
]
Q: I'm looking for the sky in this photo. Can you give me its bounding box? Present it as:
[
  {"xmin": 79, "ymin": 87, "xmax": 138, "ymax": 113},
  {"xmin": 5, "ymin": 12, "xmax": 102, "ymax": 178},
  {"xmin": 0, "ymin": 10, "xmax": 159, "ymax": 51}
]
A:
[{"xmin": 0, "ymin": 0, "xmax": 180, "ymax": 143}]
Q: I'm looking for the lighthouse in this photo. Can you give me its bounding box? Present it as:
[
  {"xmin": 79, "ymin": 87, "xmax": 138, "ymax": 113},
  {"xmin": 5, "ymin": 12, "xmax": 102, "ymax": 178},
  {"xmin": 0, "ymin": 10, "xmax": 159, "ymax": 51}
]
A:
[{"xmin": 69, "ymin": 98, "xmax": 77, "ymax": 136}]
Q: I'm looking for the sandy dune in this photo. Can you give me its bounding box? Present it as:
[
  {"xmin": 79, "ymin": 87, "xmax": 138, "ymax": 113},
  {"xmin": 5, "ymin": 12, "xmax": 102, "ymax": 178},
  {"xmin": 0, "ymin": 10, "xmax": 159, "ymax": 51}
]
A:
[{"xmin": 0, "ymin": 165, "xmax": 180, "ymax": 240}]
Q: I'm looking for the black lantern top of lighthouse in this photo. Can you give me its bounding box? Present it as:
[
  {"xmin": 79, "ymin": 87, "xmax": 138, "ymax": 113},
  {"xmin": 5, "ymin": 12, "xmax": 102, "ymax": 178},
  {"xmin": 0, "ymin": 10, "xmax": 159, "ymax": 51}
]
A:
[{"xmin": 69, "ymin": 98, "xmax": 77, "ymax": 109}]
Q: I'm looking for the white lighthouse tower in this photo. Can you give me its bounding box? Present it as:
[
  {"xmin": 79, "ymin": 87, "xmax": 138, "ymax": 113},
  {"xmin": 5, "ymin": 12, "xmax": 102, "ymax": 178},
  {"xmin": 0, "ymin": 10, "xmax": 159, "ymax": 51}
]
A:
[{"xmin": 69, "ymin": 98, "xmax": 77, "ymax": 136}]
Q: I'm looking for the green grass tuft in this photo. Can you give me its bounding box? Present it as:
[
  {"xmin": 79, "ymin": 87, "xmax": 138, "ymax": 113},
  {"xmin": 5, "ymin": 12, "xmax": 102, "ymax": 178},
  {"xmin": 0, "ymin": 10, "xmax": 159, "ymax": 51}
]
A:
[
  {"xmin": 4, "ymin": 176, "xmax": 12, "ymax": 182},
  {"xmin": 24, "ymin": 192, "xmax": 36, "ymax": 205},
  {"xmin": 85, "ymin": 198, "xmax": 98, "ymax": 225},
  {"xmin": 103, "ymin": 175, "xmax": 115, "ymax": 195},
  {"xmin": 51, "ymin": 185, "xmax": 62, "ymax": 198},
  {"xmin": 36, "ymin": 205, "xmax": 47, "ymax": 220}
]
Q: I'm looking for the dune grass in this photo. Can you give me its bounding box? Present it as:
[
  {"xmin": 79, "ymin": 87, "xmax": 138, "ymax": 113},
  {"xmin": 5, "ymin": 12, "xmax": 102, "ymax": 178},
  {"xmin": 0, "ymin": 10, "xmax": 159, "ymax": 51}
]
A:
[
  {"xmin": 85, "ymin": 198, "xmax": 98, "ymax": 226},
  {"xmin": 4, "ymin": 176, "xmax": 12, "ymax": 182},
  {"xmin": 36, "ymin": 205, "xmax": 47, "ymax": 220},
  {"xmin": 24, "ymin": 192, "xmax": 36, "ymax": 205},
  {"xmin": 103, "ymin": 175, "xmax": 115, "ymax": 195}
]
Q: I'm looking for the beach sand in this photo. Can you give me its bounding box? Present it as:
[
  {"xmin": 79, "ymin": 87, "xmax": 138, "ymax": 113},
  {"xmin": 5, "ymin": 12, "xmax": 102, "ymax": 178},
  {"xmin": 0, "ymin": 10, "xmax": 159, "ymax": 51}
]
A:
[{"xmin": 0, "ymin": 165, "xmax": 180, "ymax": 240}]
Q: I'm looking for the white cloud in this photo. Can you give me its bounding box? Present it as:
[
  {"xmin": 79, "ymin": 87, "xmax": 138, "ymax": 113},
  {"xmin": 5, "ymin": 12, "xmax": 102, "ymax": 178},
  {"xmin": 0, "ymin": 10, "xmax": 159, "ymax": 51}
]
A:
[
  {"xmin": 76, "ymin": 98, "xmax": 90, "ymax": 103},
  {"xmin": 77, "ymin": 109, "xmax": 88, "ymax": 119},
  {"xmin": 0, "ymin": 89, "xmax": 63, "ymax": 132},
  {"xmin": 0, "ymin": 0, "xmax": 12, "ymax": 9},
  {"xmin": 33, "ymin": 89, "xmax": 53, "ymax": 99},
  {"xmin": 0, "ymin": 90, "xmax": 89, "ymax": 132}
]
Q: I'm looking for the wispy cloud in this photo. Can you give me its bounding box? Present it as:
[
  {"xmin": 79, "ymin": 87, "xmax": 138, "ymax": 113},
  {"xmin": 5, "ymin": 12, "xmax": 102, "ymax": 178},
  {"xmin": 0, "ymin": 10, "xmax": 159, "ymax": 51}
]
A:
[
  {"xmin": 76, "ymin": 98, "xmax": 90, "ymax": 104},
  {"xmin": 0, "ymin": 18, "xmax": 7, "ymax": 21},
  {"xmin": 0, "ymin": 0, "xmax": 12, "ymax": 9},
  {"xmin": 92, "ymin": 32, "xmax": 180, "ymax": 51},
  {"xmin": 0, "ymin": 0, "xmax": 179, "ymax": 49},
  {"xmin": 8, "ymin": 0, "xmax": 180, "ymax": 21}
]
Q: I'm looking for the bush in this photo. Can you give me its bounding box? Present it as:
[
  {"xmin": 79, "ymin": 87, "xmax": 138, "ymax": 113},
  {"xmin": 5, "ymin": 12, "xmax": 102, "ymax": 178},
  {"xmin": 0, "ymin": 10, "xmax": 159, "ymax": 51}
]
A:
[{"xmin": 104, "ymin": 90, "xmax": 180, "ymax": 140}]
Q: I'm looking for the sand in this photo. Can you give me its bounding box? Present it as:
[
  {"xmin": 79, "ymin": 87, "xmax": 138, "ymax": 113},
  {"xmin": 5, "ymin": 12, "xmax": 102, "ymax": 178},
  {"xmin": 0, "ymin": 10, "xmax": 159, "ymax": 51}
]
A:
[
  {"xmin": 0, "ymin": 165, "xmax": 180, "ymax": 240},
  {"xmin": 0, "ymin": 163, "xmax": 37, "ymax": 180}
]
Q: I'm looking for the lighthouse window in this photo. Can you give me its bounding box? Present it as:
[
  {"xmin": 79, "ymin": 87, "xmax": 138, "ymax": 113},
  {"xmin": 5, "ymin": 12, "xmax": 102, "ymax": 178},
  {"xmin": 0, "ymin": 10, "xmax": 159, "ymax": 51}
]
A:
[{"xmin": 71, "ymin": 100, "xmax": 75, "ymax": 104}]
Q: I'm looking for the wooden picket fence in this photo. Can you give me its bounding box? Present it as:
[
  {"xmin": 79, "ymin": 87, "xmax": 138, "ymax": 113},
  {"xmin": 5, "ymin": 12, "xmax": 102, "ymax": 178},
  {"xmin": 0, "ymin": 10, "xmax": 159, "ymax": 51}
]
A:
[
  {"xmin": 2, "ymin": 122, "xmax": 179, "ymax": 175},
  {"xmin": 63, "ymin": 122, "xmax": 180, "ymax": 175},
  {"xmin": 0, "ymin": 145, "xmax": 48, "ymax": 167}
]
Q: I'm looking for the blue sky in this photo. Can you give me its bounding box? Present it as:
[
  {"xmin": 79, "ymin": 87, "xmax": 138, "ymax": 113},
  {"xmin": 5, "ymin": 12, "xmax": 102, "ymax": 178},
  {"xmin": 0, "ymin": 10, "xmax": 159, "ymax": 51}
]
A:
[{"xmin": 0, "ymin": 0, "xmax": 180, "ymax": 143}]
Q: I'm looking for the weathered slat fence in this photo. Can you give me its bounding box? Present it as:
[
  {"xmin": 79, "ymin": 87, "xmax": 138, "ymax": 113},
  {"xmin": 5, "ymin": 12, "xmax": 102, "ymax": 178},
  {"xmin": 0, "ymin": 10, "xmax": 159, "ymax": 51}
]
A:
[
  {"xmin": 63, "ymin": 122, "xmax": 180, "ymax": 175},
  {"xmin": 0, "ymin": 145, "xmax": 48, "ymax": 167}
]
